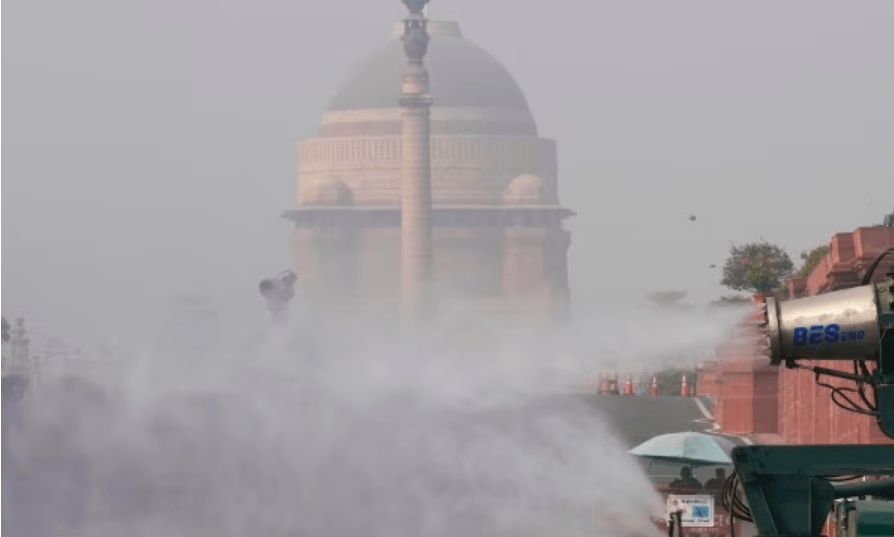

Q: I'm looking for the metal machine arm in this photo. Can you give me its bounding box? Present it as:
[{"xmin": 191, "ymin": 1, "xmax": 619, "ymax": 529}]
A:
[
  {"xmin": 731, "ymin": 445, "xmax": 894, "ymax": 537},
  {"xmin": 875, "ymin": 305, "xmax": 894, "ymax": 436}
]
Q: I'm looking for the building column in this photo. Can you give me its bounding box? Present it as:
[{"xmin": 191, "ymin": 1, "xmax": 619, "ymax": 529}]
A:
[{"xmin": 291, "ymin": 219, "xmax": 359, "ymax": 309}]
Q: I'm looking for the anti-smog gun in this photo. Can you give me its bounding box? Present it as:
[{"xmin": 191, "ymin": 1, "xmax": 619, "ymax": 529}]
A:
[{"xmin": 722, "ymin": 248, "xmax": 894, "ymax": 537}]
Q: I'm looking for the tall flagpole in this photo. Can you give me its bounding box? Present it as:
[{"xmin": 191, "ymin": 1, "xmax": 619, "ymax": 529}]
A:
[{"xmin": 398, "ymin": 0, "xmax": 434, "ymax": 326}]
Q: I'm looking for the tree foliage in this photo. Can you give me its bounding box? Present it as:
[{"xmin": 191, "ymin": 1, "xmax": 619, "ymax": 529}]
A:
[
  {"xmin": 721, "ymin": 241, "xmax": 794, "ymax": 294},
  {"xmin": 775, "ymin": 285, "xmax": 790, "ymax": 301},
  {"xmin": 795, "ymin": 244, "xmax": 831, "ymax": 278}
]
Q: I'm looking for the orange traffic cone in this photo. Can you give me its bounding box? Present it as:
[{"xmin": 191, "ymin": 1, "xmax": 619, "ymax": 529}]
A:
[
  {"xmin": 623, "ymin": 374, "xmax": 634, "ymax": 395},
  {"xmin": 681, "ymin": 374, "xmax": 690, "ymax": 397},
  {"xmin": 650, "ymin": 375, "xmax": 659, "ymax": 397},
  {"xmin": 600, "ymin": 375, "xmax": 610, "ymax": 395}
]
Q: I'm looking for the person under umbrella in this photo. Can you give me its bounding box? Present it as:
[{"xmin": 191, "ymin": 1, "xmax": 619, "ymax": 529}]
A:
[
  {"xmin": 669, "ymin": 466, "xmax": 702, "ymax": 490},
  {"xmin": 704, "ymin": 468, "xmax": 727, "ymax": 493}
]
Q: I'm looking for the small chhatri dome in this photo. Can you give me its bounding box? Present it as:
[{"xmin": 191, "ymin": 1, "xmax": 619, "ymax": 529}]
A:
[
  {"xmin": 299, "ymin": 176, "xmax": 353, "ymax": 206},
  {"xmin": 503, "ymin": 173, "xmax": 548, "ymax": 205}
]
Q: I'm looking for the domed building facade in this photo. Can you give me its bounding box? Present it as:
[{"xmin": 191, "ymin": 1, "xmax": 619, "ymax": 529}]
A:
[{"xmin": 283, "ymin": 20, "xmax": 574, "ymax": 318}]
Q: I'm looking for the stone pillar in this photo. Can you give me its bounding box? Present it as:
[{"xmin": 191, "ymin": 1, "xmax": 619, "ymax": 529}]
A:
[
  {"xmin": 399, "ymin": 4, "xmax": 434, "ymax": 322},
  {"xmin": 545, "ymin": 226, "xmax": 572, "ymax": 321},
  {"xmin": 502, "ymin": 211, "xmax": 571, "ymax": 322}
]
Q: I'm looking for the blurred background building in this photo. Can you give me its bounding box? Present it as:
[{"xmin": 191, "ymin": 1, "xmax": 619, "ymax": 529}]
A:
[{"xmin": 282, "ymin": 20, "xmax": 574, "ymax": 320}]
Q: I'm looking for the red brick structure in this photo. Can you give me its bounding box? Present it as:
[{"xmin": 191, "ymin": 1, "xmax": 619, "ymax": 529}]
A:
[
  {"xmin": 696, "ymin": 360, "xmax": 720, "ymax": 403},
  {"xmin": 705, "ymin": 294, "xmax": 780, "ymax": 436},
  {"xmin": 701, "ymin": 226, "xmax": 894, "ymax": 444}
]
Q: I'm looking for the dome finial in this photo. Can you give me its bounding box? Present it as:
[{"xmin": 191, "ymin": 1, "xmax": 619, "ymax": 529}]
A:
[{"xmin": 401, "ymin": 0, "xmax": 430, "ymax": 15}]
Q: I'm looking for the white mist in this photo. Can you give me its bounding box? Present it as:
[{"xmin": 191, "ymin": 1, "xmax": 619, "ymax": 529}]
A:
[{"xmin": 2, "ymin": 298, "xmax": 750, "ymax": 537}]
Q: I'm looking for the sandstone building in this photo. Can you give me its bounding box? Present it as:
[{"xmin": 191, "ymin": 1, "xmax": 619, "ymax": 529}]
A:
[{"xmin": 282, "ymin": 20, "xmax": 574, "ymax": 320}]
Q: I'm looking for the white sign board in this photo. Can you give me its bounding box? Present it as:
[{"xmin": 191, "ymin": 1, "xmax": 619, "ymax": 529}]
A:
[{"xmin": 666, "ymin": 494, "xmax": 715, "ymax": 527}]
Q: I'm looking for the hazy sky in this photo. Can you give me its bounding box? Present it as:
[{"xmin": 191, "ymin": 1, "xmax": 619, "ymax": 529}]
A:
[{"xmin": 3, "ymin": 0, "xmax": 893, "ymax": 347}]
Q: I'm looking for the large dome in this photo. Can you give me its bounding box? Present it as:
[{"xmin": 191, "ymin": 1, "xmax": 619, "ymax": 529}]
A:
[
  {"xmin": 328, "ymin": 21, "xmax": 533, "ymax": 116},
  {"xmin": 297, "ymin": 20, "xmax": 558, "ymax": 206}
]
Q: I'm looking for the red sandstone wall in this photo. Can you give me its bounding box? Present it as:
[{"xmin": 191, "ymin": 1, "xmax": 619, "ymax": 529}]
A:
[
  {"xmin": 806, "ymin": 227, "xmax": 894, "ymax": 295},
  {"xmin": 357, "ymin": 228, "xmax": 401, "ymax": 301},
  {"xmin": 432, "ymin": 227, "xmax": 503, "ymax": 298},
  {"xmin": 499, "ymin": 225, "xmax": 575, "ymax": 322},
  {"xmin": 805, "ymin": 254, "xmax": 834, "ymax": 295},
  {"xmin": 779, "ymin": 360, "xmax": 890, "ymax": 445},
  {"xmin": 710, "ymin": 300, "xmax": 780, "ymax": 435},
  {"xmin": 696, "ymin": 360, "xmax": 720, "ymax": 403},
  {"xmin": 714, "ymin": 362, "xmax": 779, "ymax": 435},
  {"xmin": 291, "ymin": 229, "xmax": 321, "ymax": 290},
  {"xmin": 502, "ymin": 228, "xmax": 549, "ymax": 297},
  {"xmin": 787, "ymin": 276, "xmax": 807, "ymax": 299},
  {"xmin": 853, "ymin": 226, "xmax": 894, "ymax": 266}
]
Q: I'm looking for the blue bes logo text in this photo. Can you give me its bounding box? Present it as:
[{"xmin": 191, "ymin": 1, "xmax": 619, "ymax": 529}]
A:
[{"xmin": 792, "ymin": 324, "xmax": 865, "ymax": 347}]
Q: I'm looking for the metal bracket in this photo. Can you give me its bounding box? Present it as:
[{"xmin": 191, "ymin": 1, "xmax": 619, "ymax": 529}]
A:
[{"xmin": 878, "ymin": 306, "xmax": 894, "ymax": 438}]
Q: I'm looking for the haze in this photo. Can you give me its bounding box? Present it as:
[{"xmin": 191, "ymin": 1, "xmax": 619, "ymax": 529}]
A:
[{"xmin": 3, "ymin": 0, "xmax": 893, "ymax": 348}]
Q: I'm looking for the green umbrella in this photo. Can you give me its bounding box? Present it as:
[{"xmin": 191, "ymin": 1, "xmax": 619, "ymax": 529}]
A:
[{"xmin": 629, "ymin": 432, "xmax": 735, "ymax": 467}]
